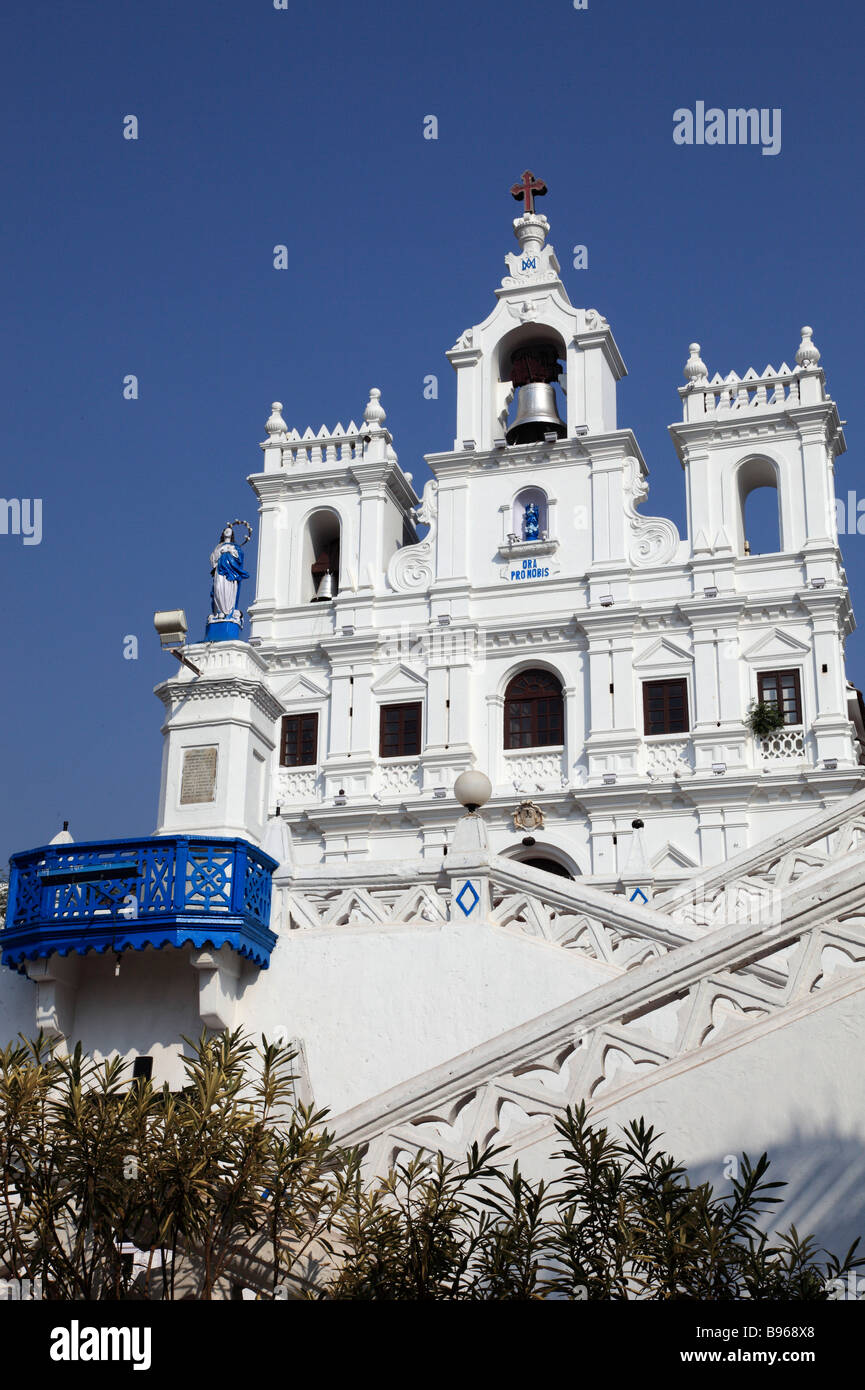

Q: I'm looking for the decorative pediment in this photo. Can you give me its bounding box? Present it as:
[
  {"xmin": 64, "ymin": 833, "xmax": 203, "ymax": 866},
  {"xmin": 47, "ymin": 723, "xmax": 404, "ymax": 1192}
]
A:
[
  {"xmin": 651, "ymin": 841, "xmax": 699, "ymax": 872},
  {"xmin": 274, "ymin": 671, "xmax": 330, "ymax": 704},
  {"xmin": 741, "ymin": 628, "xmax": 811, "ymax": 662},
  {"xmin": 371, "ymin": 662, "xmax": 428, "ymax": 696},
  {"xmin": 632, "ymin": 636, "xmax": 693, "ymax": 670}
]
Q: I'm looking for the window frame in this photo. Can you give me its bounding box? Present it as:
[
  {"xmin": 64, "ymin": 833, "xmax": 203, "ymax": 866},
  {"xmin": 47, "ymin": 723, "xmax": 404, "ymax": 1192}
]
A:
[
  {"xmin": 503, "ymin": 669, "xmax": 565, "ymax": 751},
  {"xmin": 756, "ymin": 668, "xmax": 803, "ymax": 726},
  {"xmin": 379, "ymin": 701, "xmax": 423, "ymax": 759},
  {"xmin": 642, "ymin": 678, "xmax": 690, "ymax": 737},
  {"xmin": 279, "ymin": 711, "xmax": 320, "ymax": 768}
]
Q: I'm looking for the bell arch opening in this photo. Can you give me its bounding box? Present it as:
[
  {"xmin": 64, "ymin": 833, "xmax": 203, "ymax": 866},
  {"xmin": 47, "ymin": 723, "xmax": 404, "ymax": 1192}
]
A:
[
  {"xmin": 302, "ymin": 509, "xmax": 341, "ymax": 603},
  {"xmin": 494, "ymin": 324, "xmax": 568, "ymax": 445},
  {"xmin": 737, "ymin": 459, "xmax": 782, "ymax": 556}
]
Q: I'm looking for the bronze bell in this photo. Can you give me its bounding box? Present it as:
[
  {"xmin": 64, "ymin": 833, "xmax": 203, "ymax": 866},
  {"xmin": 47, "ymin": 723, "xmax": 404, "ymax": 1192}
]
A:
[{"xmin": 506, "ymin": 381, "xmax": 567, "ymax": 445}]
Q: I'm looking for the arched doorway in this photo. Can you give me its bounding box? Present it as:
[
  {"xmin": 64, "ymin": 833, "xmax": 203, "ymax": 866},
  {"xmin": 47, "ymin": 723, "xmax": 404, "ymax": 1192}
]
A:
[{"xmin": 521, "ymin": 856, "xmax": 573, "ymax": 880}]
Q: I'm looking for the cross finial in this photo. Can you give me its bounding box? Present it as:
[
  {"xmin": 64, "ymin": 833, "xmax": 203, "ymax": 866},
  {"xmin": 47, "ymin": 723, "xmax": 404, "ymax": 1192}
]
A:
[{"xmin": 510, "ymin": 170, "xmax": 548, "ymax": 215}]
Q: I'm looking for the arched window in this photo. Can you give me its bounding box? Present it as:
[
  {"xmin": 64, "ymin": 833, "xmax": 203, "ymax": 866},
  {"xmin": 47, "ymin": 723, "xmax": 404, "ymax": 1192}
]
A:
[{"xmin": 504, "ymin": 669, "xmax": 564, "ymax": 749}]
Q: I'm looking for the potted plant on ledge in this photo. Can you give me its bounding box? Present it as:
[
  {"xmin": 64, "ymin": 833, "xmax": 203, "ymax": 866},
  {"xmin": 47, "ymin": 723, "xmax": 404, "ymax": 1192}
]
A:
[{"xmin": 747, "ymin": 699, "xmax": 786, "ymax": 740}]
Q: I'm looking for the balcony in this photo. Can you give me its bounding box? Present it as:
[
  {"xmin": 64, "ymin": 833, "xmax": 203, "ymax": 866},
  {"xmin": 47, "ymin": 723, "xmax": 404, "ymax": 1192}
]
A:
[{"xmin": 2, "ymin": 836, "xmax": 277, "ymax": 970}]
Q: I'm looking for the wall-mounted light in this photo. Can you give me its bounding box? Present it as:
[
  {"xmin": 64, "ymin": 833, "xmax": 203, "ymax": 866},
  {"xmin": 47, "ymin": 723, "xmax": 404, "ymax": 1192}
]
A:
[
  {"xmin": 602, "ymin": 772, "xmax": 617, "ymax": 785},
  {"xmin": 462, "ymin": 439, "xmax": 476, "ymax": 451},
  {"xmin": 712, "ymin": 762, "xmax": 727, "ymax": 775},
  {"xmin": 703, "ymin": 586, "xmax": 718, "ymax": 599},
  {"xmin": 811, "ymin": 577, "xmax": 826, "ymax": 589},
  {"xmin": 493, "ymin": 437, "xmax": 507, "ymax": 449},
  {"xmin": 433, "ymin": 787, "xmax": 447, "ymax": 798},
  {"xmin": 599, "ymin": 595, "xmax": 614, "ymax": 608},
  {"xmin": 824, "ymin": 758, "xmax": 838, "ymax": 770},
  {"xmin": 153, "ymin": 610, "xmax": 202, "ymax": 676}
]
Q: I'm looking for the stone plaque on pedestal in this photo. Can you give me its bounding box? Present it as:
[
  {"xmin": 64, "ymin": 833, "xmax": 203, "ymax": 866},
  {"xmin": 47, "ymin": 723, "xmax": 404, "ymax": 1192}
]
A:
[{"xmin": 180, "ymin": 747, "xmax": 218, "ymax": 804}]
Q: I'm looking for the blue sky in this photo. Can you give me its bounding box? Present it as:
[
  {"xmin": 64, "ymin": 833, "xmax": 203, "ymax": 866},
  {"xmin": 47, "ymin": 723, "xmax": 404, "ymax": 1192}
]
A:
[{"xmin": 1, "ymin": 0, "xmax": 863, "ymax": 863}]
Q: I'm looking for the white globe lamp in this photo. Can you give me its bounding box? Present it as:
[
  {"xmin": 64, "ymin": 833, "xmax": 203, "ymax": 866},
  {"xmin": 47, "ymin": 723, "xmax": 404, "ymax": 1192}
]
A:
[{"xmin": 454, "ymin": 770, "xmax": 492, "ymax": 814}]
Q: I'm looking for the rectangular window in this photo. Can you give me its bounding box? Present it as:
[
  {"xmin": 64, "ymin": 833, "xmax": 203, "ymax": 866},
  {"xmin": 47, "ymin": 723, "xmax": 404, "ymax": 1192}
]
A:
[
  {"xmin": 757, "ymin": 669, "xmax": 802, "ymax": 725},
  {"xmin": 643, "ymin": 679, "xmax": 689, "ymax": 736},
  {"xmin": 280, "ymin": 712, "xmax": 319, "ymax": 767},
  {"xmin": 379, "ymin": 702, "xmax": 422, "ymax": 758}
]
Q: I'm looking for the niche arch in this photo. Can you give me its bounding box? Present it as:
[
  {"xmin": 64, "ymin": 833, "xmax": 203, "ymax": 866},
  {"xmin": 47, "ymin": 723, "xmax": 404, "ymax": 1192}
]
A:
[{"xmin": 512, "ymin": 485, "xmax": 549, "ymax": 540}]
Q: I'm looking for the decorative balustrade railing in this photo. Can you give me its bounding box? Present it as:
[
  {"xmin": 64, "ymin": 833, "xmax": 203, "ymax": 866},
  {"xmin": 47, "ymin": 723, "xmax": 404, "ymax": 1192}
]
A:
[
  {"xmin": 681, "ymin": 364, "xmax": 813, "ymax": 420},
  {"xmin": 758, "ymin": 725, "xmax": 805, "ymax": 763},
  {"xmin": 656, "ymin": 786, "xmax": 865, "ymax": 929},
  {"xmin": 503, "ymin": 747, "xmax": 567, "ymax": 792},
  {"xmin": 277, "ymin": 424, "xmax": 362, "ymax": 467},
  {"xmin": 274, "ymin": 767, "xmax": 319, "ymax": 804},
  {"xmin": 377, "ymin": 759, "xmax": 422, "ymax": 797},
  {"xmin": 333, "ymin": 853, "xmax": 865, "ymax": 1167},
  {"xmin": 2, "ymin": 836, "xmax": 277, "ymax": 968},
  {"xmin": 644, "ymin": 736, "xmax": 693, "ymax": 780}
]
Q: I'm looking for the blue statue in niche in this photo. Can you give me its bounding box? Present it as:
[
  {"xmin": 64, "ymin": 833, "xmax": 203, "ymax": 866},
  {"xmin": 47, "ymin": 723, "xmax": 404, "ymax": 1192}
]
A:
[
  {"xmin": 206, "ymin": 521, "xmax": 252, "ymax": 640},
  {"xmin": 523, "ymin": 501, "xmax": 540, "ymax": 541}
]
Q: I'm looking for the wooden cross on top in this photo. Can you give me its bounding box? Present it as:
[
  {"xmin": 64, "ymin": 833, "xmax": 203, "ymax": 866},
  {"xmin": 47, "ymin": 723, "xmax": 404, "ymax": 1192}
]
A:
[{"xmin": 510, "ymin": 170, "xmax": 548, "ymax": 215}]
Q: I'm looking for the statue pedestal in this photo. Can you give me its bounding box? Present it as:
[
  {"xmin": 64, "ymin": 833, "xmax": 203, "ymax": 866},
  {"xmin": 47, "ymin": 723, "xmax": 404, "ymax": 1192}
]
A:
[{"xmin": 206, "ymin": 615, "xmax": 243, "ymax": 642}]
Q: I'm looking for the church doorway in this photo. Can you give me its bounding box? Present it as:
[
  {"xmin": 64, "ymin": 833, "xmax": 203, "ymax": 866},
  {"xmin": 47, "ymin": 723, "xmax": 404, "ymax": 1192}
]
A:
[{"xmin": 518, "ymin": 856, "xmax": 574, "ymax": 880}]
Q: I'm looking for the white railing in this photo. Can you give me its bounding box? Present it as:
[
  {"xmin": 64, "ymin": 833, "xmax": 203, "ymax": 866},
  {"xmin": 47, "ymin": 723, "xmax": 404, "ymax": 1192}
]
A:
[
  {"xmin": 758, "ymin": 726, "xmax": 805, "ymax": 763},
  {"xmin": 681, "ymin": 364, "xmax": 821, "ymax": 421},
  {"xmin": 278, "ymin": 424, "xmax": 362, "ymax": 467},
  {"xmin": 644, "ymin": 736, "xmax": 693, "ymax": 780},
  {"xmin": 377, "ymin": 759, "xmax": 421, "ymax": 797},
  {"xmin": 503, "ymin": 747, "xmax": 567, "ymax": 792},
  {"xmin": 274, "ymin": 768, "xmax": 319, "ymax": 804}
]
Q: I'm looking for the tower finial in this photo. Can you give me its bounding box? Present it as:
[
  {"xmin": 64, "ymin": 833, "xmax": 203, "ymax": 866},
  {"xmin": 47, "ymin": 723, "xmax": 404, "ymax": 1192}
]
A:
[
  {"xmin": 510, "ymin": 170, "xmax": 548, "ymax": 215},
  {"xmin": 265, "ymin": 401, "xmax": 287, "ymax": 436},
  {"xmin": 363, "ymin": 387, "xmax": 386, "ymax": 430},
  {"xmin": 683, "ymin": 343, "xmax": 708, "ymax": 386},
  {"xmin": 796, "ymin": 326, "xmax": 821, "ymax": 368}
]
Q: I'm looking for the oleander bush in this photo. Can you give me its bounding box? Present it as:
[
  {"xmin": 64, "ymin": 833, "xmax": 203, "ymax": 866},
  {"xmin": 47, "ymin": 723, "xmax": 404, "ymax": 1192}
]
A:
[{"xmin": 0, "ymin": 1029, "xmax": 859, "ymax": 1300}]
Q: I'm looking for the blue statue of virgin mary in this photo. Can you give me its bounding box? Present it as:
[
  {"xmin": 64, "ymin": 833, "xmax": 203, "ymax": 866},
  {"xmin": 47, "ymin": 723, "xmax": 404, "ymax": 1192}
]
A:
[
  {"xmin": 206, "ymin": 525, "xmax": 250, "ymax": 640},
  {"xmin": 210, "ymin": 526, "xmax": 249, "ymax": 618}
]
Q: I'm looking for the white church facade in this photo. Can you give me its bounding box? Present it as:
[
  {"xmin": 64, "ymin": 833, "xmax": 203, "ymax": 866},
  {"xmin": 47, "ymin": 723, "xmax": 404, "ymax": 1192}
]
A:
[{"xmin": 3, "ymin": 180, "xmax": 865, "ymax": 1256}]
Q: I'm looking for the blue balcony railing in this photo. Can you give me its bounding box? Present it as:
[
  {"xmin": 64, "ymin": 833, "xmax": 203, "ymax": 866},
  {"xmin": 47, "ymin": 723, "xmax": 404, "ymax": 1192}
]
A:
[{"xmin": 2, "ymin": 836, "xmax": 278, "ymax": 969}]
